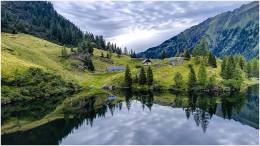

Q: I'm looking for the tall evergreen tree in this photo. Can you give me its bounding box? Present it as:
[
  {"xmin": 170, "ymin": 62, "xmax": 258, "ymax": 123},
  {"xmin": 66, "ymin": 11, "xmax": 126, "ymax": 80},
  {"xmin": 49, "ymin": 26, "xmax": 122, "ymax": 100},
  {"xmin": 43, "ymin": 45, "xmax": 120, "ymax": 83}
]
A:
[
  {"xmin": 84, "ymin": 55, "xmax": 95, "ymax": 71},
  {"xmin": 184, "ymin": 49, "xmax": 191, "ymax": 60},
  {"xmin": 139, "ymin": 67, "xmax": 147, "ymax": 85},
  {"xmin": 198, "ymin": 62, "xmax": 207, "ymax": 86},
  {"xmin": 208, "ymin": 52, "xmax": 217, "ymax": 68},
  {"xmin": 147, "ymin": 66, "xmax": 153, "ymax": 86},
  {"xmin": 223, "ymin": 63, "xmax": 243, "ymax": 91},
  {"xmin": 192, "ymin": 38, "xmax": 209, "ymax": 57},
  {"xmin": 161, "ymin": 50, "xmax": 167, "ymax": 59},
  {"xmin": 221, "ymin": 57, "xmax": 228, "ymax": 79},
  {"xmin": 226, "ymin": 56, "xmax": 236, "ymax": 79},
  {"xmin": 106, "ymin": 52, "xmax": 109, "ymax": 58},
  {"xmin": 233, "ymin": 63, "xmax": 243, "ymax": 80},
  {"xmin": 124, "ymin": 65, "xmax": 132, "ymax": 88},
  {"xmin": 88, "ymin": 58, "xmax": 95, "ymax": 71},
  {"xmin": 188, "ymin": 64, "xmax": 197, "ymax": 90},
  {"xmin": 235, "ymin": 55, "xmax": 246, "ymax": 70},
  {"xmin": 245, "ymin": 61, "xmax": 253, "ymax": 78},
  {"xmin": 207, "ymin": 75, "xmax": 216, "ymax": 89}
]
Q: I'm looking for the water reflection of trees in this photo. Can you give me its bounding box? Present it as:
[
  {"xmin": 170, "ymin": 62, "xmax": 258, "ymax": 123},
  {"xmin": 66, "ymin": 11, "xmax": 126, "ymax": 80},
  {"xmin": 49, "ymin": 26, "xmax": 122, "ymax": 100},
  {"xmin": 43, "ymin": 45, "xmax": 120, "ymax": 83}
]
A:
[
  {"xmin": 3, "ymin": 86, "xmax": 257, "ymax": 144},
  {"xmin": 135, "ymin": 91, "xmax": 154, "ymax": 111},
  {"xmin": 123, "ymin": 90, "xmax": 154, "ymax": 111},
  {"xmin": 76, "ymin": 90, "xmax": 249, "ymax": 133},
  {"xmin": 182, "ymin": 94, "xmax": 216, "ymax": 133},
  {"xmin": 181, "ymin": 92, "xmax": 247, "ymax": 133},
  {"xmin": 2, "ymin": 95, "xmax": 67, "ymax": 125}
]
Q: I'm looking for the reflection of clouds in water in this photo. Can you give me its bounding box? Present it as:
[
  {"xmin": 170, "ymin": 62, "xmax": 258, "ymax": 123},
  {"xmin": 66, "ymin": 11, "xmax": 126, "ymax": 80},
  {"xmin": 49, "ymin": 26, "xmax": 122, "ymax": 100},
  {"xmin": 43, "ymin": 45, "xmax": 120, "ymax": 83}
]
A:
[{"xmin": 61, "ymin": 101, "xmax": 258, "ymax": 145}]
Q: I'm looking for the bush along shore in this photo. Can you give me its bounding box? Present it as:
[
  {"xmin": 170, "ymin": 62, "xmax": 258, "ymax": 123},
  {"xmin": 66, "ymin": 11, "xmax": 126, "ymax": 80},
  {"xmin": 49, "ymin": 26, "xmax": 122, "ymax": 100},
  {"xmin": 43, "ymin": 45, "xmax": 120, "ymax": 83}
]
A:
[{"xmin": 2, "ymin": 67, "xmax": 81, "ymax": 105}]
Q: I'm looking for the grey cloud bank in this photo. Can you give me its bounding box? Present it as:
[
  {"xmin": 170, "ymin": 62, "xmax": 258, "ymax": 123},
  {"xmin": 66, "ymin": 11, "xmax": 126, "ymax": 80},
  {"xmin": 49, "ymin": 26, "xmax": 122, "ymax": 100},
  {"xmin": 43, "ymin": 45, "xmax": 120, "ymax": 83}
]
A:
[{"xmin": 53, "ymin": 1, "xmax": 250, "ymax": 52}]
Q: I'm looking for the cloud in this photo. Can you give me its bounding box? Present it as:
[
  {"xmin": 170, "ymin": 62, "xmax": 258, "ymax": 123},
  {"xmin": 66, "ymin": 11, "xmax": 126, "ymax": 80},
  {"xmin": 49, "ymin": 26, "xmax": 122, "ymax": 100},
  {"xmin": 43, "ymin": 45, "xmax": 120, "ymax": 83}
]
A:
[{"xmin": 52, "ymin": 1, "xmax": 250, "ymax": 52}]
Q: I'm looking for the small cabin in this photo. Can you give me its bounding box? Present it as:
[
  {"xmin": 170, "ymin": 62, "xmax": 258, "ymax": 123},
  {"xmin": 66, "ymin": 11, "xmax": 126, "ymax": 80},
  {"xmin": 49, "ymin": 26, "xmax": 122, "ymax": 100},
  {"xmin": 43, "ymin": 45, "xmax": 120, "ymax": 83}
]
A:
[
  {"xmin": 143, "ymin": 59, "xmax": 152, "ymax": 65},
  {"xmin": 107, "ymin": 66, "xmax": 125, "ymax": 72},
  {"xmin": 168, "ymin": 57, "xmax": 184, "ymax": 66}
]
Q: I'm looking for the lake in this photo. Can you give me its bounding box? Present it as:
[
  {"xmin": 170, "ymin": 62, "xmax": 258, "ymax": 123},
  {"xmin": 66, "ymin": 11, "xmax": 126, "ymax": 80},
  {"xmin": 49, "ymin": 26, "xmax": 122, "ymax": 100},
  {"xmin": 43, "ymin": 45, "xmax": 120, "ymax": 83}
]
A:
[{"xmin": 1, "ymin": 85, "xmax": 259, "ymax": 145}]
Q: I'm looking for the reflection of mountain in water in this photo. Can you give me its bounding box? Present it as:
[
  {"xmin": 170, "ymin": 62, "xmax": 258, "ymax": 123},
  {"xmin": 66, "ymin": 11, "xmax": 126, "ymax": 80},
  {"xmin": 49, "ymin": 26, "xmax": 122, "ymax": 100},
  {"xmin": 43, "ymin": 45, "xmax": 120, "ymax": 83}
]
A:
[{"xmin": 2, "ymin": 85, "xmax": 259, "ymax": 144}]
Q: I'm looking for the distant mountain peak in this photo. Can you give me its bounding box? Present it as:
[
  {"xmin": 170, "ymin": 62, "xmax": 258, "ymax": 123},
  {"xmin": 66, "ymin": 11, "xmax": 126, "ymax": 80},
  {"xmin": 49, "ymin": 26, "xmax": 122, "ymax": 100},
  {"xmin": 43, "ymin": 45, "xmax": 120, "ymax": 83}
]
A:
[{"xmin": 137, "ymin": 1, "xmax": 259, "ymax": 60}]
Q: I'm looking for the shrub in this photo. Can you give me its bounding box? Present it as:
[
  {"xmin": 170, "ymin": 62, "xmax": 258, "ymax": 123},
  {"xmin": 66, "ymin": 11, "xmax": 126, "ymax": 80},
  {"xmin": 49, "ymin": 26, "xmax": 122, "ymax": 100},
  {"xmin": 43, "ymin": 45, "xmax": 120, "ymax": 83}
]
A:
[{"xmin": 1, "ymin": 67, "xmax": 81, "ymax": 103}]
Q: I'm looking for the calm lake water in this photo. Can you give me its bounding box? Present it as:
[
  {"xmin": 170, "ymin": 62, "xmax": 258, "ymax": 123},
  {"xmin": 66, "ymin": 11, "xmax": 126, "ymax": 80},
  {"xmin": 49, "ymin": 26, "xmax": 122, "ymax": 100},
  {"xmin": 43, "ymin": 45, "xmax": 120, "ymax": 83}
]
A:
[{"xmin": 1, "ymin": 85, "xmax": 259, "ymax": 145}]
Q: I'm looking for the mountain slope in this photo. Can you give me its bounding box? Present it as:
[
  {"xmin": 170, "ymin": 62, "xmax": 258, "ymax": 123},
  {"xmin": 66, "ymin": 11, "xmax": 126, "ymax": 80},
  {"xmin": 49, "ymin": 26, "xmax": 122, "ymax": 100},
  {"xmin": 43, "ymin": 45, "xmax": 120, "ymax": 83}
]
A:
[
  {"xmin": 1, "ymin": 1, "xmax": 83, "ymax": 46},
  {"xmin": 138, "ymin": 1, "xmax": 259, "ymax": 60},
  {"xmin": 1, "ymin": 33, "xmax": 142, "ymax": 88}
]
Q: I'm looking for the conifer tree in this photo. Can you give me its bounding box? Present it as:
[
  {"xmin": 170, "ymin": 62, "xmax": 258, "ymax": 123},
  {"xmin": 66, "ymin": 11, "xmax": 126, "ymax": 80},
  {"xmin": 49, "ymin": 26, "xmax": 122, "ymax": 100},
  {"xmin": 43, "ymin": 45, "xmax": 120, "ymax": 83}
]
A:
[
  {"xmin": 147, "ymin": 66, "xmax": 153, "ymax": 86},
  {"xmin": 221, "ymin": 57, "xmax": 228, "ymax": 79},
  {"xmin": 188, "ymin": 64, "xmax": 197, "ymax": 90},
  {"xmin": 84, "ymin": 55, "xmax": 95, "ymax": 71},
  {"xmin": 139, "ymin": 66, "xmax": 147, "ymax": 85},
  {"xmin": 87, "ymin": 42, "xmax": 94, "ymax": 55},
  {"xmin": 207, "ymin": 75, "xmax": 216, "ymax": 89},
  {"xmin": 184, "ymin": 49, "xmax": 191, "ymax": 60},
  {"xmin": 198, "ymin": 62, "xmax": 207, "ymax": 86},
  {"xmin": 88, "ymin": 59, "xmax": 95, "ymax": 71},
  {"xmin": 245, "ymin": 61, "xmax": 252, "ymax": 78},
  {"xmin": 223, "ymin": 63, "xmax": 243, "ymax": 91},
  {"xmin": 161, "ymin": 50, "xmax": 167, "ymax": 59},
  {"xmin": 226, "ymin": 56, "xmax": 236, "ymax": 79},
  {"xmin": 106, "ymin": 52, "xmax": 109, "ymax": 58},
  {"xmin": 208, "ymin": 52, "xmax": 217, "ymax": 68},
  {"xmin": 192, "ymin": 38, "xmax": 209, "ymax": 57},
  {"xmin": 233, "ymin": 63, "xmax": 243, "ymax": 80},
  {"xmin": 124, "ymin": 65, "xmax": 132, "ymax": 88},
  {"xmin": 236, "ymin": 55, "xmax": 246, "ymax": 70}
]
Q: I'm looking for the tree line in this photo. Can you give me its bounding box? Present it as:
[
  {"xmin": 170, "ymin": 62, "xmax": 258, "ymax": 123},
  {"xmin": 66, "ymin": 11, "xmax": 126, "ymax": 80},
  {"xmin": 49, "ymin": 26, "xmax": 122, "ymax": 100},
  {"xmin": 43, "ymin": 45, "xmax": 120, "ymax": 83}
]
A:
[
  {"xmin": 172, "ymin": 55, "xmax": 258, "ymax": 92},
  {"xmin": 2, "ymin": 1, "xmax": 83, "ymax": 46},
  {"xmin": 172, "ymin": 63, "xmax": 217, "ymax": 92},
  {"xmin": 124, "ymin": 65, "xmax": 154, "ymax": 88}
]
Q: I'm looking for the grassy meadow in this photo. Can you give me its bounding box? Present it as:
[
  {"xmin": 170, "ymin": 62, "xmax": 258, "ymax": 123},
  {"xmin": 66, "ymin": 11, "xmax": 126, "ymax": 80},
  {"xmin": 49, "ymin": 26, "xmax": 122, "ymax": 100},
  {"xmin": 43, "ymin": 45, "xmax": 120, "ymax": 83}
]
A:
[{"xmin": 2, "ymin": 32, "xmax": 255, "ymax": 89}]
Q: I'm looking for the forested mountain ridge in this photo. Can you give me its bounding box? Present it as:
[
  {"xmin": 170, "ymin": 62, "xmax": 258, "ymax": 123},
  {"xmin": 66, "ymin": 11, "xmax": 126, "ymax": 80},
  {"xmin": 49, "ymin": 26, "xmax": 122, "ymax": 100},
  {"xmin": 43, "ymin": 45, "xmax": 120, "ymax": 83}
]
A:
[
  {"xmin": 1, "ymin": 1, "xmax": 83, "ymax": 46},
  {"xmin": 137, "ymin": 1, "xmax": 259, "ymax": 60}
]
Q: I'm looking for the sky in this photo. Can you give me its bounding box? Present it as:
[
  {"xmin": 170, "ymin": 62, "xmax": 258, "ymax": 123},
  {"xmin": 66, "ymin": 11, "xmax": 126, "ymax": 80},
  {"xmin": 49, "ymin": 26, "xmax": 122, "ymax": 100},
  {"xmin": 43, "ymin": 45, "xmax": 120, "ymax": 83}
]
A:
[{"xmin": 52, "ymin": 1, "xmax": 251, "ymax": 52}]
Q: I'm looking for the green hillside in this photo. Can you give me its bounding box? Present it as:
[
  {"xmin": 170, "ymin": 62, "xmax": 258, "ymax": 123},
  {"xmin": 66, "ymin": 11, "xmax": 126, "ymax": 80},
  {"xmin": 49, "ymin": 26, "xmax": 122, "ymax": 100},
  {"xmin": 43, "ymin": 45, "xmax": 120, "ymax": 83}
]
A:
[
  {"xmin": 3, "ymin": 32, "xmax": 253, "ymax": 90},
  {"xmin": 1, "ymin": 33, "xmax": 141, "ymax": 88}
]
